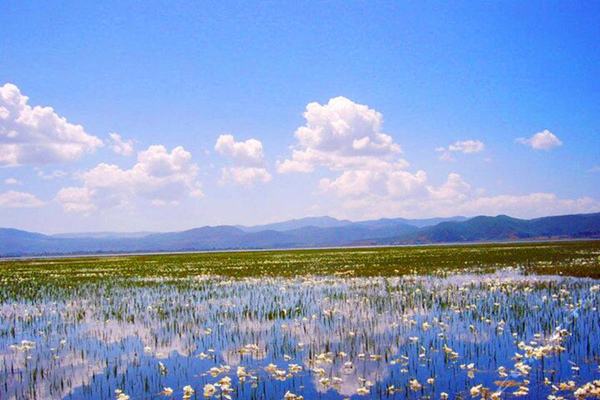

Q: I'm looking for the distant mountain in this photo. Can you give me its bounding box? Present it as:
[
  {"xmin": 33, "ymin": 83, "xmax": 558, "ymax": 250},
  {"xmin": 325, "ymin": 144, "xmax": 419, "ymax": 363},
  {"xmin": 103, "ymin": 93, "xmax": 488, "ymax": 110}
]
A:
[
  {"xmin": 1, "ymin": 212, "xmax": 599, "ymax": 257},
  {"xmin": 52, "ymin": 231, "xmax": 155, "ymax": 239},
  {"xmin": 0, "ymin": 228, "xmax": 61, "ymax": 255},
  {"xmin": 238, "ymin": 215, "xmax": 466, "ymax": 232},
  {"xmin": 283, "ymin": 222, "xmax": 418, "ymax": 246},
  {"xmin": 355, "ymin": 216, "xmax": 468, "ymax": 229},
  {"xmin": 395, "ymin": 213, "xmax": 600, "ymax": 244},
  {"xmin": 237, "ymin": 216, "xmax": 352, "ymax": 232}
]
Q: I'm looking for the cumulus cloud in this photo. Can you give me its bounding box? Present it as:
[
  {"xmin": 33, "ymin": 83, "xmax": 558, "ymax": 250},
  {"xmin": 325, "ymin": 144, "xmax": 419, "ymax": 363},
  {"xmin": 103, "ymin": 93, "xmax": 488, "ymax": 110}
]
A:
[
  {"xmin": 328, "ymin": 174, "xmax": 599, "ymax": 221},
  {"xmin": 215, "ymin": 134, "xmax": 272, "ymax": 186},
  {"xmin": 56, "ymin": 145, "xmax": 203, "ymax": 213},
  {"xmin": 436, "ymin": 139, "xmax": 485, "ymax": 161},
  {"xmin": 215, "ymin": 134, "xmax": 264, "ymax": 166},
  {"xmin": 517, "ymin": 129, "xmax": 562, "ymax": 150},
  {"xmin": 108, "ymin": 132, "xmax": 134, "ymax": 156},
  {"xmin": 459, "ymin": 193, "xmax": 598, "ymax": 218},
  {"xmin": 320, "ymin": 169, "xmax": 474, "ymax": 214},
  {"xmin": 281, "ymin": 96, "xmax": 445, "ymax": 211},
  {"xmin": 277, "ymin": 96, "xmax": 403, "ymax": 173},
  {"xmin": 322, "ymin": 159, "xmax": 600, "ymax": 218},
  {"xmin": 55, "ymin": 187, "xmax": 96, "ymax": 214},
  {"xmin": 221, "ymin": 166, "xmax": 272, "ymax": 186},
  {"xmin": 280, "ymin": 98, "xmax": 472, "ymax": 214},
  {"xmin": 0, "ymin": 190, "xmax": 44, "ymax": 208},
  {"xmin": 319, "ymin": 166, "xmax": 429, "ymax": 199},
  {"xmin": 280, "ymin": 97, "xmax": 597, "ymax": 220},
  {"xmin": 0, "ymin": 83, "xmax": 103, "ymax": 166}
]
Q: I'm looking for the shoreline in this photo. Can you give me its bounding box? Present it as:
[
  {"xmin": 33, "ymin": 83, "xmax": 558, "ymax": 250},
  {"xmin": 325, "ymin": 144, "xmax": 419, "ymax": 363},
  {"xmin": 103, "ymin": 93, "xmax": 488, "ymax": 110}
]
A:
[{"xmin": 2, "ymin": 237, "xmax": 598, "ymax": 262}]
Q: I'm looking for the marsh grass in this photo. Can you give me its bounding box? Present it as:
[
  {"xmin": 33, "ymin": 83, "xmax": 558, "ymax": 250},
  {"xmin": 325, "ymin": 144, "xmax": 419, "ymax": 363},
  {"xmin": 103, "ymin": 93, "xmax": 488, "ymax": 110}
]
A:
[{"xmin": 0, "ymin": 241, "xmax": 599, "ymax": 399}]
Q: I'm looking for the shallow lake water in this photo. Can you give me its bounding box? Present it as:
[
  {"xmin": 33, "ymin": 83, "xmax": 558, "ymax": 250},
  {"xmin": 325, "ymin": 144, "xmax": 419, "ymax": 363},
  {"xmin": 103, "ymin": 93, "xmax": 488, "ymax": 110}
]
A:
[{"xmin": 1, "ymin": 268, "xmax": 599, "ymax": 399}]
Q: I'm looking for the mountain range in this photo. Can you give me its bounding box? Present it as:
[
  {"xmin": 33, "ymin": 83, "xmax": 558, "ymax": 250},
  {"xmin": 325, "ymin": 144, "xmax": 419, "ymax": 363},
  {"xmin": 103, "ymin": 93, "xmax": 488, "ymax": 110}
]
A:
[{"xmin": 1, "ymin": 213, "xmax": 599, "ymax": 257}]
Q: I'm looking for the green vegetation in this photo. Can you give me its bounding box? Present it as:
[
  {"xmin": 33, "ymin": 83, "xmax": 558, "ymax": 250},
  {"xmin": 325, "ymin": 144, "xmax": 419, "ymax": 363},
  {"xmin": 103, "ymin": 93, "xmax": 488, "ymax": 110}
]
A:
[
  {"xmin": 1, "ymin": 241, "xmax": 599, "ymax": 296},
  {"xmin": 1, "ymin": 240, "xmax": 599, "ymax": 399}
]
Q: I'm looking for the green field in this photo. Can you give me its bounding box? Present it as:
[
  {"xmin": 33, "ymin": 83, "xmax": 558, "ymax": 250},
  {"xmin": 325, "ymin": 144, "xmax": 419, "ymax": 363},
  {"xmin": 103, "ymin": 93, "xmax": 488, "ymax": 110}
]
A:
[
  {"xmin": 2, "ymin": 240, "xmax": 600, "ymax": 399},
  {"xmin": 2, "ymin": 240, "xmax": 599, "ymax": 296}
]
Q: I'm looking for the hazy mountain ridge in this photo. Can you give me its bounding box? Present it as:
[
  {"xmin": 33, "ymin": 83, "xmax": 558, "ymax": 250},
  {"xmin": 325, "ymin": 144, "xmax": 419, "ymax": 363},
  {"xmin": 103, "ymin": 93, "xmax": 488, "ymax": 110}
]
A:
[
  {"xmin": 236, "ymin": 216, "xmax": 353, "ymax": 232},
  {"xmin": 52, "ymin": 231, "xmax": 155, "ymax": 239},
  {"xmin": 395, "ymin": 213, "xmax": 600, "ymax": 243},
  {"xmin": 1, "ymin": 213, "xmax": 599, "ymax": 257}
]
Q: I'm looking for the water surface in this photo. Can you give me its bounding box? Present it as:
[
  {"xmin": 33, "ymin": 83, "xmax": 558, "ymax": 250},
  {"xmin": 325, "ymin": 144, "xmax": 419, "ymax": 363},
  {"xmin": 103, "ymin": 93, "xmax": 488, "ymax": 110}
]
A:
[{"xmin": 1, "ymin": 267, "xmax": 599, "ymax": 399}]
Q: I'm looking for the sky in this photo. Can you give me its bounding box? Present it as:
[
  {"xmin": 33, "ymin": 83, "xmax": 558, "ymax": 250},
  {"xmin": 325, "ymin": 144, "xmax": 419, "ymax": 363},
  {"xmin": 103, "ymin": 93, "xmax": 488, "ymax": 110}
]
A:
[{"xmin": 0, "ymin": 1, "xmax": 599, "ymax": 234}]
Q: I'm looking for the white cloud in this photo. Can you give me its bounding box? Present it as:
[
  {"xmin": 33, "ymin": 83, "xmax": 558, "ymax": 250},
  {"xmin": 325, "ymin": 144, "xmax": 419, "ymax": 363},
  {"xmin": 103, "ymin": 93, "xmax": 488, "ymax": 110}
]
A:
[
  {"xmin": 277, "ymin": 96, "xmax": 403, "ymax": 173},
  {"xmin": 448, "ymin": 140, "xmax": 485, "ymax": 153},
  {"xmin": 322, "ymin": 164, "xmax": 598, "ymax": 220},
  {"xmin": 55, "ymin": 187, "xmax": 96, "ymax": 214},
  {"xmin": 328, "ymin": 180, "xmax": 599, "ymax": 221},
  {"xmin": 517, "ymin": 129, "xmax": 562, "ymax": 150},
  {"xmin": 108, "ymin": 132, "xmax": 134, "ymax": 156},
  {"xmin": 0, "ymin": 190, "xmax": 44, "ymax": 208},
  {"xmin": 436, "ymin": 139, "xmax": 484, "ymax": 161},
  {"xmin": 282, "ymin": 97, "xmax": 458, "ymax": 214},
  {"xmin": 36, "ymin": 168, "xmax": 68, "ymax": 180},
  {"xmin": 280, "ymin": 97, "xmax": 597, "ymax": 220},
  {"xmin": 221, "ymin": 167, "xmax": 272, "ymax": 186},
  {"xmin": 319, "ymin": 166, "xmax": 428, "ymax": 199},
  {"xmin": 458, "ymin": 193, "xmax": 599, "ymax": 218},
  {"xmin": 4, "ymin": 178, "xmax": 20, "ymax": 185},
  {"xmin": 0, "ymin": 83, "xmax": 103, "ymax": 166},
  {"xmin": 320, "ymin": 168, "xmax": 473, "ymax": 215},
  {"xmin": 215, "ymin": 134, "xmax": 272, "ymax": 186},
  {"xmin": 56, "ymin": 145, "xmax": 203, "ymax": 213},
  {"xmin": 428, "ymin": 173, "xmax": 472, "ymax": 202},
  {"xmin": 215, "ymin": 134, "xmax": 265, "ymax": 166}
]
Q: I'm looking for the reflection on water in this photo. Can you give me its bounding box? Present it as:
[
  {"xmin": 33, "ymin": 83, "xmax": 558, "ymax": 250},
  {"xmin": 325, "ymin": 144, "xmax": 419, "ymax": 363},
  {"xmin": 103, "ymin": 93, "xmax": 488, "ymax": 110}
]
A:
[{"xmin": 1, "ymin": 269, "xmax": 599, "ymax": 399}]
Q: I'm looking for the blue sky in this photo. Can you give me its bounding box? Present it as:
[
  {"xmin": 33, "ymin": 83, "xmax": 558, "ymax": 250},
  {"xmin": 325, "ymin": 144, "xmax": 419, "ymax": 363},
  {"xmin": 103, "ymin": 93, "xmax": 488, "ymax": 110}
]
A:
[{"xmin": 0, "ymin": 1, "xmax": 598, "ymax": 233}]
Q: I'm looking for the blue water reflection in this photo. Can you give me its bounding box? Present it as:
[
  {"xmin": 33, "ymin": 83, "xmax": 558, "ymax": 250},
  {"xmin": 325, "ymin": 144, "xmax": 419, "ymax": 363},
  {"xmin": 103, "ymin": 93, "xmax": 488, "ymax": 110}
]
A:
[{"xmin": 1, "ymin": 269, "xmax": 599, "ymax": 399}]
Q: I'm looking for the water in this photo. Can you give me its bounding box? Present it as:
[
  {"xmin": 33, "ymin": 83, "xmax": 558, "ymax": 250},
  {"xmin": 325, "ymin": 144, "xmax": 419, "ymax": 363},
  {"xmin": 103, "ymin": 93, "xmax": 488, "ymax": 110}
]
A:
[{"xmin": 1, "ymin": 269, "xmax": 599, "ymax": 399}]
